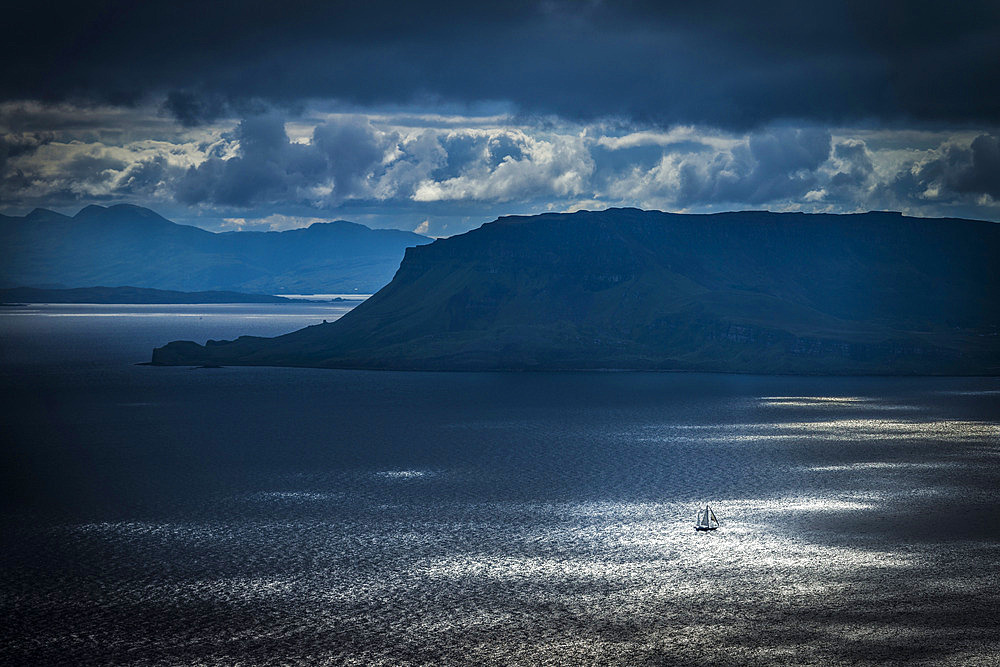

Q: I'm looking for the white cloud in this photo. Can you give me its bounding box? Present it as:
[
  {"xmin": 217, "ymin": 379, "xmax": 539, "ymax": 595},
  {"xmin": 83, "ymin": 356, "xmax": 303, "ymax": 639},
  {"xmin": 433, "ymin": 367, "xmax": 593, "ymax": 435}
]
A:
[
  {"xmin": 220, "ymin": 214, "xmax": 327, "ymax": 231},
  {"xmin": 412, "ymin": 131, "xmax": 594, "ymax": 202},
  {"xmin": 595, "ymin": 126, "xmax": 737, "ymax": 152}
]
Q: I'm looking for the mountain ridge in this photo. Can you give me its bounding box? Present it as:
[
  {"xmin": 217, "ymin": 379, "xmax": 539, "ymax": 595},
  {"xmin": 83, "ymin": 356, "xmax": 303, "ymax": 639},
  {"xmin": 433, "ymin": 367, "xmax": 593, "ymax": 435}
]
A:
[
  {"xmin": 0, "ymin": 204, "xmax": 431, "ymax": 293},
  {"xmin": 0, "ymin": 285, "xmax": 316, "ymax": 304},
  {"xmin": 151, "ymin": 208, "xmax": 1000, "ymax": 375}
]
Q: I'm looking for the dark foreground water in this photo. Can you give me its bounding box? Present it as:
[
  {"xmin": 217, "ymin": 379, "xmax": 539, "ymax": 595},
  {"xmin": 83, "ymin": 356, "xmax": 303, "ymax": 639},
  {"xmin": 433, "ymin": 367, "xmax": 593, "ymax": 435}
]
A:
[{"xmin": 1, "ymin": 305, "xmax": 999, "ymax": 665}]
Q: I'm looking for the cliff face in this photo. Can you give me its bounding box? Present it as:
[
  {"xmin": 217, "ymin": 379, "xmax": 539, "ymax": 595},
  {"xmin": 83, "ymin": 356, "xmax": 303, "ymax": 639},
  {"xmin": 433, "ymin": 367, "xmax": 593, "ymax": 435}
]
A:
[{"xmin": 152, "ymin": 208, "xmax": 1000, "ymax": 374}]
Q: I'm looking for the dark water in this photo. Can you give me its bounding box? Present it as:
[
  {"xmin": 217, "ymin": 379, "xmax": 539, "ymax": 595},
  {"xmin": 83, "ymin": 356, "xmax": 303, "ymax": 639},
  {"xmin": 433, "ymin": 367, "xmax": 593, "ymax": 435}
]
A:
[{"xmin": 1, "ymin": 306, "xmax": 999, "ymax": 665}]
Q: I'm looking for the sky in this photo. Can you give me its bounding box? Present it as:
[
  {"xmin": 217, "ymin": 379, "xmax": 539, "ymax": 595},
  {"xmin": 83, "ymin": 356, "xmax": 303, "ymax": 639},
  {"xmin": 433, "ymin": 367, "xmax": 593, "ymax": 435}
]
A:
[{"xmin": 1, "ymin": 0, "xmax": 999, "ymax": 236}]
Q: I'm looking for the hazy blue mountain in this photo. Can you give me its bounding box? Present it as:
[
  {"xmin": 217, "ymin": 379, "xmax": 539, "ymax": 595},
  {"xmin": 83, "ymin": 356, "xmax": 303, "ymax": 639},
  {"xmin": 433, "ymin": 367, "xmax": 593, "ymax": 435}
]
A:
[
  {"xmin": 0, "ymin": 204, "xmax": 431, "ymax": 293},
  {"xmin": 152, "ymin": 208, "xmax": 1000, "ymax": 374},
  {"xmin": 0, "ymin": 286, "xmax": 309, "ymax": 304}
]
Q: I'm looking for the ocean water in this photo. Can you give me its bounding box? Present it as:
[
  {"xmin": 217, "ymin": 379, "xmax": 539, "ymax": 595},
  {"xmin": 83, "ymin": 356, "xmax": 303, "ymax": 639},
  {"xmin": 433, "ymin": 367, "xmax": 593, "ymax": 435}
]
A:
[{"xmin": 1, "ymin": 305, "xmax": 999, "ymax": 665}]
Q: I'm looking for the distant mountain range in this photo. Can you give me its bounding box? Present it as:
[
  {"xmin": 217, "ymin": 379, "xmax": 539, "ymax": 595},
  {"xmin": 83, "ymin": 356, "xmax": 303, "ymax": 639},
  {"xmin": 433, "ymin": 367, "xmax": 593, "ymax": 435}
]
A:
[
  {"xmin": 0, "ymin": 286, "xmax": 311, "ymax": 304},
  {"xmin": 0, "ymin": 204, "xmax": 431, "ymax": 294},
  {"xmin": 152, "ymin": 208, "xmax": 1000, "ymax": 375}
]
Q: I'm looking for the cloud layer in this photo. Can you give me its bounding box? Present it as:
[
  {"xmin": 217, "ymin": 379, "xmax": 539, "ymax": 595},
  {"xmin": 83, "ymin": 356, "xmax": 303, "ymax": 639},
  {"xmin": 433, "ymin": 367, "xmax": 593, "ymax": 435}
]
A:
[
  {"xmin": 3, "ymin": 2, "xmax": 999, "ymax": 129},
  {"xmin": 2, "ymin": 102, "xmax": 998, "ymax": 235}
]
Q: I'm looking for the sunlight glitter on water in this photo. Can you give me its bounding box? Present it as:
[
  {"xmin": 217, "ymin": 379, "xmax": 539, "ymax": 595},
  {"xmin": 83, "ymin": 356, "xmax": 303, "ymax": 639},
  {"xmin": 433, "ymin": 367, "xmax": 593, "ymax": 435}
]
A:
[
  {"xmin": 31, "ymin": 473, "xmax": 998, "ymax": 666},
  {"xmin": 761, "ymin": 396, "xmax": 869, "ymax": 405},
  {"xmin": 55, "ymin": 459, "xmax": 994, "ymax": 666},
  {"xmin": 807, "ymin": 462, "xmax": 963, "ymax": 472},
  {"xmin": 247, "ymin": 491, "xmax": 347, "ymax": 502},
  {"xmin": 4, "ymin": 364, "xmax": 998, "ymax": 665},
  {"xmin": 635, "ymin": 417, "xmax": 999, "ymax": 446},
  {"xmin": 760, "ymin": 395, "xmax": 921, "ymax": 412},
  {"xmin": 375, "ymin": 470, "xmax": 437, "ymax": 479}
]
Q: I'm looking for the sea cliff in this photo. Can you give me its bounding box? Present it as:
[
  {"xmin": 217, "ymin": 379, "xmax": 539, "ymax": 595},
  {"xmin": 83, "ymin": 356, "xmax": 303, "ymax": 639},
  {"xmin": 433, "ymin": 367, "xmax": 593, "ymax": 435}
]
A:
[{"xmin": 152, "ymin": 209, "xmax": 1000, "ymax": 374}]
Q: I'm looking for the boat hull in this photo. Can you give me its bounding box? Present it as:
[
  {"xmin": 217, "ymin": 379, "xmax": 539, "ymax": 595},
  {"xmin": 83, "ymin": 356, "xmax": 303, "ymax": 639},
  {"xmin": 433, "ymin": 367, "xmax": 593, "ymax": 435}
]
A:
[{"xmin": 695, "ymin": 526, "xmax": 718, "ymax": 531}]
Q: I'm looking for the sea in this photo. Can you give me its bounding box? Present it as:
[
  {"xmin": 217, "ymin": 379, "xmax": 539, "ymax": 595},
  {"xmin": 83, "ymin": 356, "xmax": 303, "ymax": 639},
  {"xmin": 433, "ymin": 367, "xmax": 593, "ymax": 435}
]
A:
[{"xmin": 1, "ymin": 303, "xmax": 998, "ymax": 666}]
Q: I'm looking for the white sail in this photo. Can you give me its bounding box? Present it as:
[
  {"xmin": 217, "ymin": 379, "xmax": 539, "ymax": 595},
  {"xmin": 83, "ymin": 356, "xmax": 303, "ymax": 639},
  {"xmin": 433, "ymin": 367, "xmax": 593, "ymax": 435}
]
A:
[
  {"xmin": 696, "ymin": 506, "xmax": 709, "ymax": 528},
  {"xmin": 696, "ymin": 505, "xmax": 719, "ymax": 529}
]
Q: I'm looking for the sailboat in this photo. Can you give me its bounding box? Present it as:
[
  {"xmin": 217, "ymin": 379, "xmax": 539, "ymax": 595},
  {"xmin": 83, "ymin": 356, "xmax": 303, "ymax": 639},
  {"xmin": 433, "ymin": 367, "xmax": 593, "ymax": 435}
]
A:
[{"xmin": 695, "ymin": 505, "xmax": 720, "ymax": 531}]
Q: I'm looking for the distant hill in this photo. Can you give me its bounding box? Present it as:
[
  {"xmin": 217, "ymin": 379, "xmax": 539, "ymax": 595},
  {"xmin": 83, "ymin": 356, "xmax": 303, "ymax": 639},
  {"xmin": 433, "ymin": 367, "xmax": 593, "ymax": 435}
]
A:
[
  {"xmin": 151, "ymin": 208, "xmax": 1000, "ymax": 375},
  {"xmin": 0, "ymin": 204, "xmax": 431, "ymax": 294},
  {"xmin": 0, "ymin": 286, "xmax": 309, "ymax": 304}
]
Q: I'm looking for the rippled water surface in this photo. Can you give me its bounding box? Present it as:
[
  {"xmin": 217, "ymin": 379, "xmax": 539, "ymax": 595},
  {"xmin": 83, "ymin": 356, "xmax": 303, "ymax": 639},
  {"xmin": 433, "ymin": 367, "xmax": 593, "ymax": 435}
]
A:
[{"xmin": 2, "ymin": 306, "xmax": 999, "ymax": 665}]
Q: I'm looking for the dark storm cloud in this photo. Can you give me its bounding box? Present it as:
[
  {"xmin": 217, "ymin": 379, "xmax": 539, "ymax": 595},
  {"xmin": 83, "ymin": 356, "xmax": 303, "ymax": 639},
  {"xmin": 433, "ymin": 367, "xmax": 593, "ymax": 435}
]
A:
[
  {"xmin": 826, "ymin": 141, "xmax": 876, "ymax": 201},
  {"xmin": 431, "ymin": 134, "xmax": 484, "ymax": 181},
  {"xmin": 486, "ymin": 135, "xmax": 525, "ymax": 169},
  {"xmin": 312, "ymin": 118, "xmax": 387, "ymax": 194},
  {"xmin": 590, "ymin": 143, "xmax": 667, "ymax": 180},
  {"xmin": 63, "ymin": 154, "xmax": 128, "ymax": 183},
  {"xmin": 117, "ymin": 156, "xmax": 173, "ymax": 196},
  {"xmin": 175, "ymin": 114, "xmax": 389, "ymax": 207},
  {"xmin": 882, "ymin": 133, "xmax": 1000, "ymax": 206},
  {"xmin": 161, "ymin": 93, "xmax": 233, "ymax": 128},
  {"xmin": 675, "ymin": 128, "xmax": 832, "ymax": 206},
  {"xmin": 3, "ymin": 1, "xmax": 998, "ymax": 129},
  {"xmin": 945, "ymin": 134, "xmax": 1000, "ymax": 199},
  {"xmin": 0, "ymin": 132, "xmax": 54, "ymax": 175},
  {"xmin": 176, "ymin": 115, "xmax": 314, "ymax": 207},
  {"xmin": 161, "ymin": 92, "xmax": 275, "ymax": 127}
]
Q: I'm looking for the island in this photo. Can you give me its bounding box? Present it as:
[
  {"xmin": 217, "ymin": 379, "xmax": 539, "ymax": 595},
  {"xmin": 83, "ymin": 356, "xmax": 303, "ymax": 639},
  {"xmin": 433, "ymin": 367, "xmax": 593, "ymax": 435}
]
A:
[{"xmin": 151, "ymin": 208, "xmax": 1000, "ymax": 375}]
